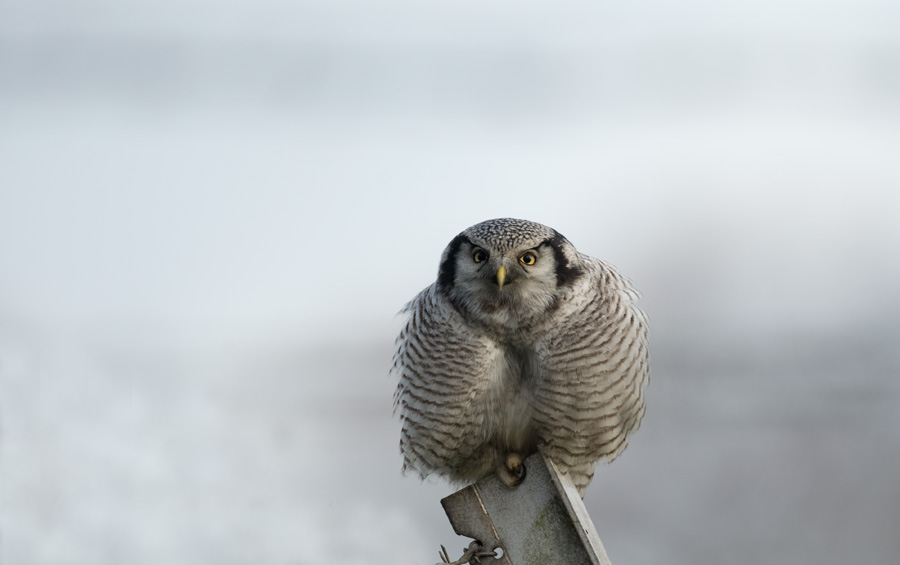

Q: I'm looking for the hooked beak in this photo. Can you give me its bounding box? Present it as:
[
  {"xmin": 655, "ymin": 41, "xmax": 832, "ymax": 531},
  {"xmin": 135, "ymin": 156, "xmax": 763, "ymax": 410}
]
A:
[{"xmin": 495, "ymin": 264, "xmax": 507, "ymax": 291}]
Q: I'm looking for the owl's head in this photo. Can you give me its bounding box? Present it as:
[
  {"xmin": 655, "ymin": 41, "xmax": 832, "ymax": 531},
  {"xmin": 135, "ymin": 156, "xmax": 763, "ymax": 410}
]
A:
[{"xmin": 437, "ymin": 218, "xmax": 585, "ymax": 332}]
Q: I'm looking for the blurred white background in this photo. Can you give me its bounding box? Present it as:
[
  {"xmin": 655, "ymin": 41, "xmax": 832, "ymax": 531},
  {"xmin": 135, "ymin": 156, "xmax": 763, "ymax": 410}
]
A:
[{"xmin": 1, "ymin": 1, "xmax": 899, "ymax": 564}]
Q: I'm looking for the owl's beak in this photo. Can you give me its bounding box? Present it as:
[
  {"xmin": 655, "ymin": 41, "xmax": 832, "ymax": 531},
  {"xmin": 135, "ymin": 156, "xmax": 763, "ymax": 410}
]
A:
[{"xmin": 495, "ymin": 265, "xmax": 507, "ymax": 291}]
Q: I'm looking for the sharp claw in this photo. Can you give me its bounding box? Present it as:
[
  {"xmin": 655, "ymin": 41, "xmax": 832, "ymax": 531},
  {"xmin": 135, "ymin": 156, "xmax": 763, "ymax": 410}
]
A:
[
  {"xmin": 498, "ymin": 452, "xmax": 527, "ymax": 488},
  {"xmin": 513, "ymin": 461, "xmax": 526, "ymax": 482}
]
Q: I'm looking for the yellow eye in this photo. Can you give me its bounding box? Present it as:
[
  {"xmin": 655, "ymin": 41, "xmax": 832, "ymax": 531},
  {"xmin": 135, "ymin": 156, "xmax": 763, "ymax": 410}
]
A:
[
  {"xmin": 519, "ymin": 253, "xmax": 537, "ymax": 266},
  {"xmin": 473, "ymin": 249, "xmax": 488, "ymax": 263}
]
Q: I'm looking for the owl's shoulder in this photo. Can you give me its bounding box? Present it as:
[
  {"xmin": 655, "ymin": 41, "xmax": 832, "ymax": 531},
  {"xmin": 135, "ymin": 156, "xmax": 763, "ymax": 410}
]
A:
[
  {"xmin": 400, "ymin": 283, "xmax": 492, "ymax": 345},
  {"xmin": 576, "ymin": 254, "xmax": 642, "ymax": 299},
  {"xmin": 535, "ymin": 254, "xmax": 644, "ymax": 340}
]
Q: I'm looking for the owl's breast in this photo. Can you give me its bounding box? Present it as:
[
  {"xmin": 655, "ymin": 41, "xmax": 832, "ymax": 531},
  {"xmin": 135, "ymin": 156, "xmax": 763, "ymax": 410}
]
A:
[{"xmin": 479, "ymin": 344, "xmax": 540, "ymax": 454}]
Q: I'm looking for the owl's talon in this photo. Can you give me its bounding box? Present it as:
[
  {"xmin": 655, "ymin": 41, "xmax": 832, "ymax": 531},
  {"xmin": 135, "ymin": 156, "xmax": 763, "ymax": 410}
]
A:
[{"xmin": 498, "ymin": 453, "xmax": 527, "ymax": 488}]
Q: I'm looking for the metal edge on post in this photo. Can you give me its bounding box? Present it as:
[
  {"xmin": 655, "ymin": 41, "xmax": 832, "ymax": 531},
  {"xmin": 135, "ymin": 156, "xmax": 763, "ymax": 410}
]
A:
[{"xmin": 543, "ymin": 457, "xmax": 613, "ymax": 565}]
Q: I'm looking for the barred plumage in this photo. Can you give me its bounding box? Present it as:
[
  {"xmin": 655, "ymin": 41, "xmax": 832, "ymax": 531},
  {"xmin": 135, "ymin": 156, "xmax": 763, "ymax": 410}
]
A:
[{"xmin": 393, "ymin": 218, "xmax": 649, "ymax": 496}]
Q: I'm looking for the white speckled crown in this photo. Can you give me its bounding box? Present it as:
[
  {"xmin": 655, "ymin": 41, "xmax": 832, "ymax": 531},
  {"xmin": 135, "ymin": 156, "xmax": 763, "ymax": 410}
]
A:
[{"xmin": 461, "ymin": 218, "xmax": 559, "ymax": 253}]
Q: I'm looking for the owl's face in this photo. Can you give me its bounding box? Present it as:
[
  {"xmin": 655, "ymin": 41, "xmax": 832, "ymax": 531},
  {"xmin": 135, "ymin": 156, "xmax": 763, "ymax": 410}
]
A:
[{"xmin": 437, "ymin": 218, "xmax": 585, "ymax": 334}]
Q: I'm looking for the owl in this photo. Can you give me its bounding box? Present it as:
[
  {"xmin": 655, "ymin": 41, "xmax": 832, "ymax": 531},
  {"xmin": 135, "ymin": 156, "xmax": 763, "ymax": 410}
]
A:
[{"xmin": 392, "ymin": 218, "xmax": 649, "ymax": 496}]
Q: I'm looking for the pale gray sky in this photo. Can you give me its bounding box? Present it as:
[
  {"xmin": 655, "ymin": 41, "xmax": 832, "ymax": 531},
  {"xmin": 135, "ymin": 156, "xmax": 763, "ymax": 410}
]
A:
[{"xmin": 2, "ymin": 3, "xmax": 898, "ymax": 345}]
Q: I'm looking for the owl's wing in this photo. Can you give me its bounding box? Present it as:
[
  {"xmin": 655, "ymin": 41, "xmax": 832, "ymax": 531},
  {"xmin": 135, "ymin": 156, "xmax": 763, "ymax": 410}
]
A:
[
  {"xmin": 532, "ymin": 257, "xmax": 649, "ymax": 493},
  {"xmin": 392, "ymin": 285, "xmax": 500, "ymax": 482}
]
